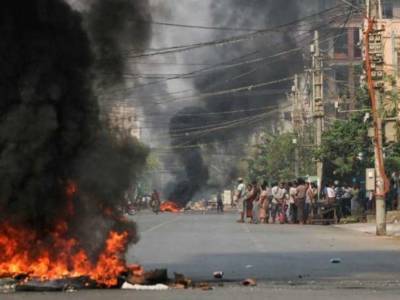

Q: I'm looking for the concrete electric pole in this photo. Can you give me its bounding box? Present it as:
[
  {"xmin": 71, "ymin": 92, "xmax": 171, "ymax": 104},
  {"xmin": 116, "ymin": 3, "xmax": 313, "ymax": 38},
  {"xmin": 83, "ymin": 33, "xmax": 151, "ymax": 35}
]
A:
[
  {"xmin": 365, "ymin": 0, "xmax": 388, "ymax": 236},
  {"xmin": 311, "ymin": 31, "xmax": 324, "ymax": 189},
  {"xmin": 291, "ymin": 74, "xmax": 300, "ymax": 178}
]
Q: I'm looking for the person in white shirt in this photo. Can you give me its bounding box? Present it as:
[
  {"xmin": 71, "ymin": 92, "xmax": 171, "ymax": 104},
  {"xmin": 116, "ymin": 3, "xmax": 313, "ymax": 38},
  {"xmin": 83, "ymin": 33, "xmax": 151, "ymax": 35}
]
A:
[
  {"xmin": 235, "ymin": 178, "xmax": 246, "ymax": 223},
  {"xmin": 326, "ymin": 184, "xmax": 336, "ymax": 203},
  {"xmin": 324, "ymin": 182, "xmax": 337, "ymax": 223},
  {"xmin": 288, "ymin": 181, "xmax": 297, "ymax": 223},
  {"xmin": 271, "ymin": 182, "xmax": 286, "ymax": 223}
]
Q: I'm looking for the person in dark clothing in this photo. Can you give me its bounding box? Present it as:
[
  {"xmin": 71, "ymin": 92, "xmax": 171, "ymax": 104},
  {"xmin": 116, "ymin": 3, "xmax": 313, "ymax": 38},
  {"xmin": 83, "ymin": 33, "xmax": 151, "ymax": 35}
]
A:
[
  {"xmin": 217, "ymin": 192, "xmax": 224, "ymax": 213},
  {"xmin": 295, "ymin": 178, "xmax": 307, "ymax": 225},
  {"xmin": 150, "ymin": 189, "xmax": 161, "ymax": 214}
]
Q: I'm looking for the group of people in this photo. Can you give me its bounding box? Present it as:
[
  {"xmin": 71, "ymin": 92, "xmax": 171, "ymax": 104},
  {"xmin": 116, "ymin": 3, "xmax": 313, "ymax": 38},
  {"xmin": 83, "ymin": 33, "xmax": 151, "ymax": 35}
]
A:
[
  {"xmin": 322, "ymin": 181, "xmax": 362, "ymax": 219},
  {"xmin": 234, "ymin": 178, "xmax": 318, "ymax": 225}
]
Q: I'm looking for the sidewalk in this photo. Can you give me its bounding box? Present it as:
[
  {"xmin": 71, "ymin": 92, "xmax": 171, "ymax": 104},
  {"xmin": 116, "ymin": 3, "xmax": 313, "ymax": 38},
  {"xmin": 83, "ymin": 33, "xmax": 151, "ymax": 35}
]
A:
[{"xmin": 335, "ymin": 222, "xmax": 400, "ymax": 237}]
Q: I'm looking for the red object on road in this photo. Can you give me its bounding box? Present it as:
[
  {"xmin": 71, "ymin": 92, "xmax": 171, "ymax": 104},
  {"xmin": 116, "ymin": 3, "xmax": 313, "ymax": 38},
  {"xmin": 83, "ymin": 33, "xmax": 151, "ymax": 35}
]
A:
[{"xmin": 160, "ymin": 201, "xmax": 181, "ymax": 213}]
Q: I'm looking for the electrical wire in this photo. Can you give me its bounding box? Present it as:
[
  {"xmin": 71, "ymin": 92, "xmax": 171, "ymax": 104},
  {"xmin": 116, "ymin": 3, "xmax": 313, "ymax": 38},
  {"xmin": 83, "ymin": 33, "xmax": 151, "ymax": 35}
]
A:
[
  {"xmin": 102, "ymin": 12, "xmax": 354, "ymax": 99},
  {"xmin": 154, "ymin": 107, "xmax": 291, "ymax": 149},
  {"xmin": 141, "ymin": 20, "xmax": 318, "ymax": 33},
  {"xmin": 127, "ymin": 4, "xmax": 347, "ymax": 58}
]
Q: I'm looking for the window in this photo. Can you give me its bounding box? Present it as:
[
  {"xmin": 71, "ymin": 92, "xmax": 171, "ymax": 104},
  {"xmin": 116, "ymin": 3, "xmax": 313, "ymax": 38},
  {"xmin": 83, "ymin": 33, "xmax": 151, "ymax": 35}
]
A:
[
  {"xmin": 383, "ymin": 0, "xmax": 394, "ymax": 18},
  {"xmin": 334, "ymin": 29, "xmax": 348, "ymax": 57},
  {"xmin": 283, "ymin": 112, "xmax": 292, "ymax": 121},
  {"xmin": 334, "ymin": 66, "xmax": 350, "ymax": 98},
  {"xmin": 354, "ymin": 29, "xmax": 362, "ymax": 58}
]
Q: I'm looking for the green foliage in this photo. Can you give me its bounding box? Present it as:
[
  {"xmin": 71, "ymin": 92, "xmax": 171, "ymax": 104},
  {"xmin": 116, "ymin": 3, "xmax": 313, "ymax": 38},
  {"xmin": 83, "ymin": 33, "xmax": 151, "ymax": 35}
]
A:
[
  {"xmin": 384, "ymin": 143, "xmax": 400, "ymax": 175},
  {"xmin": 247, "ymin": 132, "xmax": 312, "ymax": 183},
  {"xmin": 317, "ymin": 113, "xmax": 373, "ymax": 183}
]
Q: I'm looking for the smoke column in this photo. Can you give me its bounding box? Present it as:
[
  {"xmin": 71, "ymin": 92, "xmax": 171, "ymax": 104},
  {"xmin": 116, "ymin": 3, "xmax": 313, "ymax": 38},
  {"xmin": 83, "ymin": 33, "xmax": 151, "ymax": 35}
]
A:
[
  {"xmin": 0, "ymin": 0, "xmax": 149, "ymax": 260},
  {"xmin": 154, "ymin": 0, "xmax": 303, "ymax": 204}
]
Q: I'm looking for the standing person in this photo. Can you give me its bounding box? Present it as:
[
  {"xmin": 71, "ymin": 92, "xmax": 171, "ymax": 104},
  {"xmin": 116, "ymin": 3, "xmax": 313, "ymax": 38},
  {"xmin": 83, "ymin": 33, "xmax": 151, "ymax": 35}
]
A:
[
  {"xmin": 351, "ymin": 184, "xmax": 360, "ymax": 216},
  {"xmin": 295, "ymin": 178, "xmax": 307, "ymax": 225},
  {"xmin": 245, "ymin": 182, "xmax": 257, "ymax": 223},
  {"xmin": 266, "ymin": 184, "xmax": 273, "ymax": 222},
  {"xmin": 334, "ymin": 181, "xmax": 344, "ymax": 220},
  {"xmin": 289, "ymin": 181, "xmax": 298, "ymax": 223},
  {"xmin": 235, "ymin": 178, "xmax": 246, "ymax": 223},
  {"xmin": 311, "ymin": 182, "xmax": 318, "ymax": 217},
  {"xmin": 342, "ymin": 184, "xmax": 352, "ymax": 217},
  {"xmin": 305, "ymin": 182, "xmax": 315, "ymax": 224},
  {"xmin": 271, "ymin": 182, "xmax": 286, "ymax": 224},
  {"xmin": 270, "ymin": 182, "xmax": 278, "ymax": 223},
  {"xmin": 150, "ymin": 189, "xmax": 161, "ymax": 214},
  {"xmin": 252, "ymin": 183, "xmax": 261, "ymax": 224},
  {"xmin": 217, "ymin": 191, "xmax": 224, "ymax": 214},
  {"xmin": 283, "ymin": 182, "xmax": 290, "ymax": 222},
  {"xmin": 325, "ymin": 182, "xmax": 337, "ymax": 222},
  {"xmin": 391, "ymin": 171, "xmax": 400, "ymax": 210},
  {"xmin": 258, "ymin": 182, "xmax": 269, "ymax": 224},
  {"xmin": 326, "ymin": 182, "xmax": 336, "ymax": 204},
  {"xmin": 367, "ymin": 190, "xmax": 375, "ymax": 212}
]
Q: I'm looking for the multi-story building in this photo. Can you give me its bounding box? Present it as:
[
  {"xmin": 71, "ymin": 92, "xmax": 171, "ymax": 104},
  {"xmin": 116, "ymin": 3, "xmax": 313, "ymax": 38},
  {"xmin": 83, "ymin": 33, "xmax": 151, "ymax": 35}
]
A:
[
  {"xmin": 371, "ymin": 0, "xmax": 400, "ymax": 141},
  {"xmin": 107, "ymin": 104, "xmax": 141, "ymax": 139},
  {"xmin": 323, "ymin": 0, "xmax": 400, "ymax": 115},
  {"xmin": 322, "ymin": 1, "xmax": 364, "ymax": 115}
]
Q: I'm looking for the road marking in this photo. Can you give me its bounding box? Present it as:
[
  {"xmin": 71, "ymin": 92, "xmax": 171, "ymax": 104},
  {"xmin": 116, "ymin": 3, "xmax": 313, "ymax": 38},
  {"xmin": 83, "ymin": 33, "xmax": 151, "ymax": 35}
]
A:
[{"xmin": 142, "ymin": 216, "xmax": 181, "ymax": 234}]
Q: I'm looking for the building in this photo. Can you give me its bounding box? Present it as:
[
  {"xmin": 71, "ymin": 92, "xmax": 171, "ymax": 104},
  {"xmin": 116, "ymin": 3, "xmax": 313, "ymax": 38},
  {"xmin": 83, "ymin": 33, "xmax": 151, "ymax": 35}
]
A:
[
  {"xmin": 107, "ymin": 104, "xmax": 141, "ymax": 139},
  {"xmin": 323, "ymin": 1, "xmax": 364, "ymax": 115},
  {"xmin": 323, "ymin": 0, "xmax": 400, "ymax": 115},
  {"xmin": 371, "ymin": 1, "xmax": 400, "ymax": 142}
]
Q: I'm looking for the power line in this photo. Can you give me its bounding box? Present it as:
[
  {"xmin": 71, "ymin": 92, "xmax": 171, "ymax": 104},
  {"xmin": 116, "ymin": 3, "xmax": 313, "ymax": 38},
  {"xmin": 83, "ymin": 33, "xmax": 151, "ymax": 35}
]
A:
[
  {"xmin": 175, "ymin": 103, "xmax": 292, "ymax": 139},
  {"xmin": 138, "ymin": 104, "xmax": 283, "ymax": 118},
  {"xmin": 169, "ymin": 111, "xmax": 271, "ymax": 135},
  {"xmin": 142, "ymin": 20, "xmax": 324, "ymax": 33},
  {"xmin": 339, "ymin": 0, "xmax": 364, "ymax": 10},
  {"xmin": 103, "ymin": 12, "xmax": 352, "ymax": 98},
  {"xmin": 155, "ymin": 77, "xmax": 294, "ymax": 105},
  {"xmin": 110, "ymin": 27, "xmax": 347, "ymax": 105},
  {"xmin": 110, "ymin": 50, "xmax": 260, "ymax": 93},
  {"xmin": 128, "ymin": 4, "xmax": 346, "ymax": 58}
]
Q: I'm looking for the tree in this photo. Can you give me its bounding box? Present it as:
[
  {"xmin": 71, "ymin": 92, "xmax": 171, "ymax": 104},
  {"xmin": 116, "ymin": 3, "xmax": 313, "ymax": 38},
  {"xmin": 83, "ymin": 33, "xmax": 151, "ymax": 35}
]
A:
[
  {"xmin": 317, "ymin": 113, "xmax": 373, "ymax": 184},
  {"xmin": 247, "ymin": 132, "xmax": 303, "ymax": 183}
]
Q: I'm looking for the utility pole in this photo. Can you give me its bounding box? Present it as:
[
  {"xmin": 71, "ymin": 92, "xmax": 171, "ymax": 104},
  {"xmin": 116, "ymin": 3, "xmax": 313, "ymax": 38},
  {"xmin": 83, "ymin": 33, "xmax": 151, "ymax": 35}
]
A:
[
  {"xmin": 365, "ymin": 0, "xmax": 388, "ymax": 236},
  {"xmin": 311, "ymin": 31, "xmax": 324, "ymax": 190},
  {"xmin": 291, "ymin": 74, "xmax": 300, "ymax": 178}
]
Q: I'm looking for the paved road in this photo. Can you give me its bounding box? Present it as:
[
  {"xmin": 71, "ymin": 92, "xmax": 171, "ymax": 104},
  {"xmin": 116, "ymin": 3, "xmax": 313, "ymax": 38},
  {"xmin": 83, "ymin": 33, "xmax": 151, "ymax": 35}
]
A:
[
  {"xmin": 4, "ymin": 212, "xmax": 400, "ymax": 299},
  {"xmin": 129, "ymin": 212, "xmax": 400, "ymax": 283}
]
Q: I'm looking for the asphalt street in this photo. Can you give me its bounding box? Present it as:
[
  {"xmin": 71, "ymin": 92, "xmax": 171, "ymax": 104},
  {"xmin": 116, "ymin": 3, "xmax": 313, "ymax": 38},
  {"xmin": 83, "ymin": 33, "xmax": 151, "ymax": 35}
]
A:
[
  {"xmin": 129, "ymin": 212, "xmax": 400, "ymax": 284},
  {"xmin": 4, "ymin": 211, "xmax": 400, "ymax": 299}
]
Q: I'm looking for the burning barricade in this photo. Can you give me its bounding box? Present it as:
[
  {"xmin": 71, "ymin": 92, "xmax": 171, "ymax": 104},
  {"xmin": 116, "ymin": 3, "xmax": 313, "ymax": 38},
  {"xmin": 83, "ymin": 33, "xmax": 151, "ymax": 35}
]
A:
[
  {"xmin": 159, "ymin": 201, "xmax": 182, "ymax": 213},
  {"xmin": 185, "ymin": 200, "xmax": 208, "ymax": 212},
  {"xmin": 0, "ymin": 181, "xmax": 139, "ymax": 291}
]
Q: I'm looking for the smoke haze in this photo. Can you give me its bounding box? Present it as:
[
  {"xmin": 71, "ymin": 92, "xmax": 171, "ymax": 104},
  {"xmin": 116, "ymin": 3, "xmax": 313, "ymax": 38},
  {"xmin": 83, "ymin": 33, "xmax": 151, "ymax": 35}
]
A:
[{"xmin": 0, "ymin": 0, "xmax": 149, "ymax": 257}]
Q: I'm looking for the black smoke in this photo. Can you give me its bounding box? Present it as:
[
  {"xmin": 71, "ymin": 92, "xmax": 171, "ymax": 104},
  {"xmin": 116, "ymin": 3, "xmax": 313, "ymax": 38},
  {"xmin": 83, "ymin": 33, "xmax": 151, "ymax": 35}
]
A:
[
  {"xmin": 168, "ymin": 0, "xmax": 303, "ymax": 204},
  {"xmin": 201, "ymin": 0, "xmax": 302, "ymax": 109},
  {"xmin": 168, "ymin": 107, "xmax": 211, "ymax": 205},
  {"xmin": 86, "ymin": 0, "xmax": 151, "ymax": 86},
  {"xmin": 0, "ymin": 0, "xmax": 149, "ymax": 258}
]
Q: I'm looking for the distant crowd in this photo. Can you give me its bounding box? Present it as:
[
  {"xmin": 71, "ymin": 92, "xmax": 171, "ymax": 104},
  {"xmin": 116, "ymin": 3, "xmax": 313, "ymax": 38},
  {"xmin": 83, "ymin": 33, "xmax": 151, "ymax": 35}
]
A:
[{"xmin": 233, "ymin": 178, "xmax": 364, "ymax": 224}]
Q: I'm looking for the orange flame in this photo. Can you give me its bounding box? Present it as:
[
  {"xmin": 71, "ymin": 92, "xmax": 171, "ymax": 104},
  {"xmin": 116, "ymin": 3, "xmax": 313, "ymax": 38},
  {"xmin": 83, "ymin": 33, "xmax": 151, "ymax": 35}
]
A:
[
  {"xmin": 0, "ymin": 222, "xmax": 130, "ymax": 286},
  {"xmin": 65, "ymin": 180, "xmax": 77, "ymax": 216},
  {"xmin": 0, "ymin": 181, "xmax": 135, "ymax": 287},
  {"xmin": 159, "ymin": 201, "xmax": 181, "ymax": 213}
]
